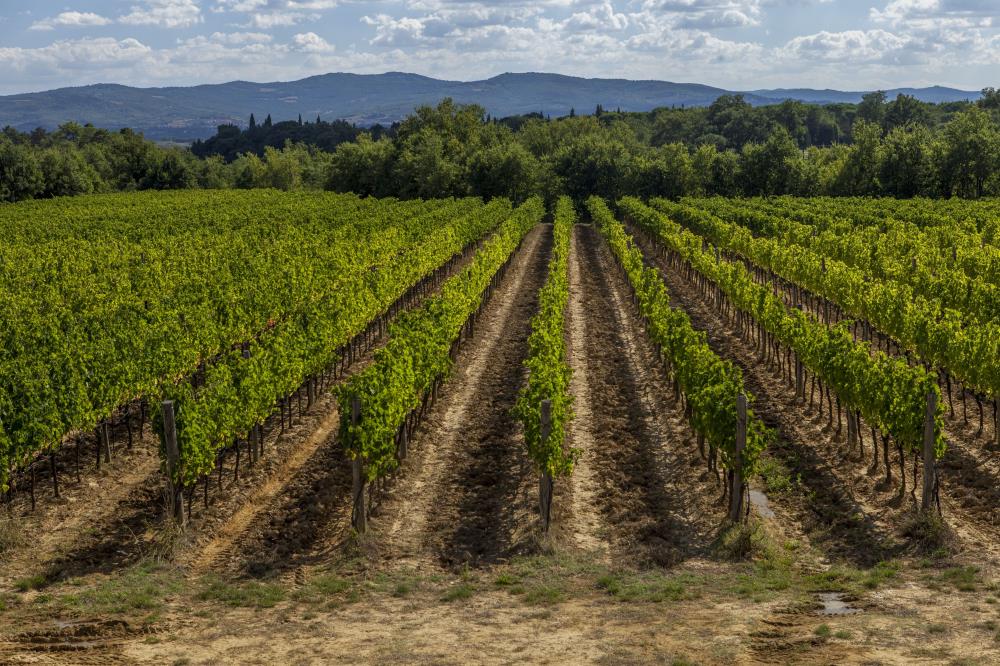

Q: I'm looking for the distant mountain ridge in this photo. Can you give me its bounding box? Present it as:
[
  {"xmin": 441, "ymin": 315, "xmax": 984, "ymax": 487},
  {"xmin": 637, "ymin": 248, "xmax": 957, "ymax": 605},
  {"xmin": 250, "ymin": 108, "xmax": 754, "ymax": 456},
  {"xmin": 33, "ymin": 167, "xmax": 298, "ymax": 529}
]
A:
[{"xmin": 0, "ymin": 72, "xmax": 982, "ymax": 141}]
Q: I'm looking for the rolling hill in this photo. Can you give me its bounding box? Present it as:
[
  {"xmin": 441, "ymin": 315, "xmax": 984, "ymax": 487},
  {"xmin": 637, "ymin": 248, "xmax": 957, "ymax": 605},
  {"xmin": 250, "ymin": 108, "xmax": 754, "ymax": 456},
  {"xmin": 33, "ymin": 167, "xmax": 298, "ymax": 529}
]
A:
[{"xmin": 0, "ymin": 72, "xmax": 981, "ymax": 141}]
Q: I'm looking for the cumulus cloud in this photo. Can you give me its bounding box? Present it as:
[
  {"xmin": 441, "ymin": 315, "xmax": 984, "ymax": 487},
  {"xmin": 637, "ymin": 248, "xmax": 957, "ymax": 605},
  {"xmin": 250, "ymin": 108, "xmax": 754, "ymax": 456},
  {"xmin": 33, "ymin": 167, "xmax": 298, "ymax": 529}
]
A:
[
  {"xmin": 638, "ymin": 0, "xmax": 763, "ymax": 30},
  {"xmin": 1, "ymin": 37, "xmax": 154, "ymax": 72},
  {"xmin": 781, "ymin": 29, "xmax": 912, "ymax": 63},
  {"xmin": 29, "ymin": 11, "xmax": 113, "ymax": 31},
  {"xmin": 871, "ymin": 0, "xmax": 997, "ymax": 28},
  {"xmin": 292, "ymin": 31, "xmax": 335, "ymax": 52},
  {"xmin": 119, "ymin": 0, "xmax": 203, "ymax": 29}
]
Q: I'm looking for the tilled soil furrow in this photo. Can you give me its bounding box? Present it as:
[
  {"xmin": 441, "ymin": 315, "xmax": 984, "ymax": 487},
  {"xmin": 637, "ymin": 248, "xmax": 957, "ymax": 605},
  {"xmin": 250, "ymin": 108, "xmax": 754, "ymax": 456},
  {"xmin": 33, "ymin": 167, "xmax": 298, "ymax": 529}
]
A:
[
  {"xmin": 573, "ymin": 225, "xmax": 721, "ymax": 565},
  {"xmin": 745, "ymin": 256, "xmax": 1000, "ymax": 549},
  {"xmin": 1, "ymin": 433, "xmax": 162, "ymax": 587},
  {"xmin": 185, "ymin": 236, "xmax": 492, "ymax": 577},
  {"xmin": 630, "ymin": 229, "xmax": 903, "ymax": 566},
  {"xmin": 550, "ymin": 226, "xmax": 606, "ymax": 553},
  {"xmin": 374, "ymin": 224, "xmax": 549, "ymax": 569}
]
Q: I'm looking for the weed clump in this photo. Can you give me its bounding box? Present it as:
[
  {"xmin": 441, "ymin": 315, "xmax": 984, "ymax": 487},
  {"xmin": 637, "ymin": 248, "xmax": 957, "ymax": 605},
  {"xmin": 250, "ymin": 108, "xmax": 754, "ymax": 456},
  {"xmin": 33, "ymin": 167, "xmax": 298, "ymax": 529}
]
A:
[
  {"xmin": 715, "ymin": 518, "xmax": 766, "ymax": 561},
  {"xmin": 902, "ymin": 511, "xmax": 953, "ymax": 554}
]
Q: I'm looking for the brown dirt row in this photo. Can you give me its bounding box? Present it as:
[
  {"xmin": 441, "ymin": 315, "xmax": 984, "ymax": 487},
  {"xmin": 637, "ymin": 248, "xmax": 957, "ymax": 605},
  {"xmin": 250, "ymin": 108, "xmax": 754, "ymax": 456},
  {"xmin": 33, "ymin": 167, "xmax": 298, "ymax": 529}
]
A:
[
  {"xmin": 629, "ymin": 227, "xmax": 913, "ymax": 567},
  {"xmin": 0, "ymin": 424, "xmax": 162, "ymax": 587},
  {"xmin": 552, "ymin": 225, "xmax": 729, "ymax": 565},
  {"xmin": 641, "ymin": 227, "xmax": 995, "ymax": 565},
  {"xmin": 554, "ymin": 225, "xmax": 605, "ymax": 554},
  {"xmin": 711, "ymin": 238, "xmax": 1000, "ymax": 563},
  {"xmin": 369, "ymin": 224, "xmax": 551, "ymax": 570}
]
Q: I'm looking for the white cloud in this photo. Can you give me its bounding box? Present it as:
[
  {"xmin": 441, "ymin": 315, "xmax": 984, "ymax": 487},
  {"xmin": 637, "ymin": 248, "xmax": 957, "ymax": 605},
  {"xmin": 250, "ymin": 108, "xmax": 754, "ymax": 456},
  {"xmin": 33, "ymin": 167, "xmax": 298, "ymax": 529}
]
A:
[
  {"xmin": 29, "ymin": 11, "xmax": 113, "ymax": 31},
  {"xmin": 208, "ymin": 31, "xmax": 274, "ymax": 43},
  {"xmin": 214, "ymin": 0, "xmax": 337, "ymax": 9},
  {"xmin": 871, "ymin": 0, "xmax": 997, "ymax": 28},
  {"xmin": 638, "ymin": 0, "xmax": 764, "ymax": 30},
  {"xmin": 292, "ymin": 31, "xmax": 335, "ymax": 52},
  {"xmin": 1, "ymin": 37, "xmax": 154, "ymax": 73},
  {"xmin": 120, "ymin": 0, "xmax": 203, "ymax": 29},
  {"xmin": 781, "ymin": 29, "xmax": 912, "ymax": 63},
  {"xmin": 241, "ymin": 11, "xmax": 318, "ymax": 27}
]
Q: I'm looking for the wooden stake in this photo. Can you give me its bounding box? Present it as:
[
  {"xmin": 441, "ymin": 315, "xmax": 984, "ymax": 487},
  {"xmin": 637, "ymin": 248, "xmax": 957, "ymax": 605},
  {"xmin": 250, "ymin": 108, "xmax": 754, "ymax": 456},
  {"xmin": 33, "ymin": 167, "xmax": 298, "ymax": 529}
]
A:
[
  {"xmin": 728, "ymin": 393, "xmax": 747, "ymax": 522},
  {"xmin": 539, "ymin": 400, "xmax": 554, "ymax": 533},
  {"xmin": 921, "ymin": 391, "xmax": 938, "ymax": 512},
  {"xmin": 102, "ymin": 422, "xmax": 111, "ymax": 464},
  {"xmin": 50, "ymin": 451, "xmax": 59, "ymax": 499},
  {"xmin": 162, "ymin": 400, "xmax": 185, "ymax": 526},
  {"xmin": 350, "ymin": 397, "xmax": 367, "ymax": 534},
  {"xmin": 847, "ymin": 409, "xmax": 858, "ymax": 454}
]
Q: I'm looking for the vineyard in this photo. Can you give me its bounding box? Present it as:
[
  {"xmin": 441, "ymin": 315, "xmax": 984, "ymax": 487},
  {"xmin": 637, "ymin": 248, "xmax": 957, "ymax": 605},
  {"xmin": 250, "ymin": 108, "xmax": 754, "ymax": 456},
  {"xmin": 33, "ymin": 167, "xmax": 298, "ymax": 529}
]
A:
[{"xmin": 4, "ymin": 191, "xmax": 1000, "ymax": 663}]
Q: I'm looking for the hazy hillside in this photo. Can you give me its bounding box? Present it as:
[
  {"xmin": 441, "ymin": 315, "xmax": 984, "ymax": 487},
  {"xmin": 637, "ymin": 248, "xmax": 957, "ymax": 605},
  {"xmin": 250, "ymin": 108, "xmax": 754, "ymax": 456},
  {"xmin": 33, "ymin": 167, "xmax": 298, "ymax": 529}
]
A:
[{"xmin": 0, "ymin": 72, "xmax": 981, "ymax": 140}]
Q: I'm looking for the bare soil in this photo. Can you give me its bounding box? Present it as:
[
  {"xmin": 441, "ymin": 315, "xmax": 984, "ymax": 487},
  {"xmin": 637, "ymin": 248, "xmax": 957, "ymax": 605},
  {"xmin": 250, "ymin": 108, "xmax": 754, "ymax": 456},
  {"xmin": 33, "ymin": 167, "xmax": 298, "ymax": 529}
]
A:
[
  {"xmin": 557, "ymin": 225, "xmax": 726, "ymax": 565},
  {"xmin": 4, "ymin": 221, "xmax": 1000, "ymax": 665},
  {"xmin": 372, "ymin": 223, "xmax": 550, "ymax": 570}
]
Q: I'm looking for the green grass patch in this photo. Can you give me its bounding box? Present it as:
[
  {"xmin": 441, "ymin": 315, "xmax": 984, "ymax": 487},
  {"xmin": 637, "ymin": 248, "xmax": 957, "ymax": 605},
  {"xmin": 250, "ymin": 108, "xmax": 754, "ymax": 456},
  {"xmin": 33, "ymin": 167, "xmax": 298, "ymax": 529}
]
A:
[
  {"xmin": 494, "ymin": 572, "xmax": 519, "ymax": 587},
  {"xmin": 804, "ymin": 560, "xmax": 900, "ymax": 595},
  {"xmin": 758, "ymin": 457, "xmax": 795, "ymax": 494},
  {"xmin": 834, "ymin": 629, "xmax": 853, "ymax": 640},
  {"xmin": 440, "ymin": 583, "xmax": 476, "ymax": 602},
  {"xmin": 364, "ymin": 570, "xmax": 428, "ymax": 600},
  {"xmin": 522, "ymin": 584, "xmax": 567, "ymax": 605},
  {"xmin": 729, "ymin": 547, "xmax": 794, "ymax": 601},
  {"xmin": 492, "ymin": 552, "xmax": 602, "ymax": 603},
  {"xmin": 292, "ymin": 573, "xmax": 358, "ymax": 604},
  {"xmin": 814, "ymin": 624, "xmax": 832, "ymax": 638},
  {"xmin": 14, "ymin": 574, "xmax": 47, "ymax": 592},
  {"xmin": 597, "ymin": 571, "xmax": 701, "ymax": 603},
  {"xmin": 197, "ymin": 577, "xmax": 285, "ymax": 609},
  {"xmin": 60, "ymin": 562, "xmax": 181, "ymax": 616},
  {"xmin": 937, "ymin": 566, "xmax": 980, "ymax": 592}
]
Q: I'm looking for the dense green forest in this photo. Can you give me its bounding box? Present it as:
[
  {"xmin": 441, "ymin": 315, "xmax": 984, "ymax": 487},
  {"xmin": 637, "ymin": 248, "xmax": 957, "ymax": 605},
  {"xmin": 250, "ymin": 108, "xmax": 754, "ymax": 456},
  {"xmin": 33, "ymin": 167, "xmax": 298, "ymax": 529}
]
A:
[{"xmin": 2, "ymin": 89, "xmax": 1000, "ymax": 204}]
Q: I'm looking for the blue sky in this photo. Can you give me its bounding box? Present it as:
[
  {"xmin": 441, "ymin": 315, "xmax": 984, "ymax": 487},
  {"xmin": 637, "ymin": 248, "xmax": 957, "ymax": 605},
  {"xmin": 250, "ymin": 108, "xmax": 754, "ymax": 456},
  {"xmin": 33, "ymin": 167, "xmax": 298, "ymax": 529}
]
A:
[{"xmin": 1, "ymin": 1, "xmax": 998, "ymax": 94}]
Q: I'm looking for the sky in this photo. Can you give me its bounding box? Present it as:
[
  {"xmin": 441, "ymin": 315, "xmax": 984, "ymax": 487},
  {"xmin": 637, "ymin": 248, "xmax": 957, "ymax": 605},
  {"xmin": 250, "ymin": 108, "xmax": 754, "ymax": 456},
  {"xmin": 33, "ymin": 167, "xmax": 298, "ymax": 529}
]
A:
[{"xmin": 0, "ymin": 0, "xmax": 998, "ymax": 95}]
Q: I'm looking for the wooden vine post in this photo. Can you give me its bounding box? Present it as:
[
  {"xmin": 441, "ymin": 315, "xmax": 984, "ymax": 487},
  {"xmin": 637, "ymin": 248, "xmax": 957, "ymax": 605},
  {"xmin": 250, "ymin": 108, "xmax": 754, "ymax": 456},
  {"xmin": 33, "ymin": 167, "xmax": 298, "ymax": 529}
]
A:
[
  {"xmin": 921, "ymin": 391, "xmax": 937, "ymax": 512},
  {"xmin": 161, "ymin": 400, "xmax": 185, "ymax": 526},
  {"xmin": 728, "ymin": 393, "xmax": 748, "ymax": 522},
  {"xmin": 350, "ymin": 396, "xmax": 367, "ymax": 534},
  {"xmin": 793, "ymin": 303, "xmax": 805, "ymax": 401},
  {"xmin": 539, "ymin": 399, "xmax": 554, "ymax": 533},
  {"xmin": 847, "ymin": 410, "xmax": 858, "ymax": 453},
  {"xmin": 242, "ymin": 348, "xmax": 257, "ymax": 465}
]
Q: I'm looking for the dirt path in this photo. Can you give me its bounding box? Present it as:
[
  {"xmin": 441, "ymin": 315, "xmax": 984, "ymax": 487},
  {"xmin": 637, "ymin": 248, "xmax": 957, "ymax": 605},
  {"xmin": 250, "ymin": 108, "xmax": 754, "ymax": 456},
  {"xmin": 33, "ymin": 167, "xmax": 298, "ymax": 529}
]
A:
[
  {"xmin": 630, "ymin": 228, "xmax": 933, "ymax": 566},
  {"xmin": 373, "ymin": 224, "xmax": 550, "ymax": 569},
  {"xmin": 561, "ymin": 225, "xmax": 723, "ymax": 566},
  {"xmin": 184, "ymin": 237, "xmax": 496, "ymax": 578},
  {"xmin": 551, "ymin": 226, "xmax": 606, "ymax": 554},
  {"xmin": 184, "ymin": 397, "xmax": 348, "ymax": 576},
  {"xmin": 781, "ymin": 268, "xmax": 1000, "ymax": 561},
  {"xmin": 0, "ymin": 424, "xmax": 162, "ymax": 587}
]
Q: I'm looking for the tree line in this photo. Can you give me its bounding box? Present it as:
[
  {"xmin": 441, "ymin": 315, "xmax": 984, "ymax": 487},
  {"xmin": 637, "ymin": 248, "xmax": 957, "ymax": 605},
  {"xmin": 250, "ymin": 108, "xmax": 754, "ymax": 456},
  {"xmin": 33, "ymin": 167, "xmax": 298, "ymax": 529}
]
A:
[{"xmin": 2, "ymin": 89, "xmax": 999, "ymax": 204}]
